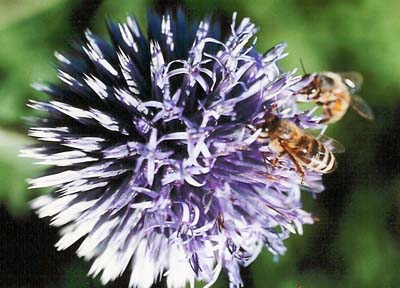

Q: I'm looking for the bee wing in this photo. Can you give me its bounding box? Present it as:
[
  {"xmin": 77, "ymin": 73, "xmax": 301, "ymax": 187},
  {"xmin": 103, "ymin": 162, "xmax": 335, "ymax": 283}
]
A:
[
  {"xmin": 339, "ymin": 72, "xmax": 363, "ymax": 92},
  {"xmin": 318, "ymin": 134, "xmax": 346, "ymax": 153},
  {"xmin": 350, "ymin": 94, "xmax": 375, "ymax": 120},
  {"xmin": 305, "ymin": 130, "xmax": 346, "ymax": 153}
]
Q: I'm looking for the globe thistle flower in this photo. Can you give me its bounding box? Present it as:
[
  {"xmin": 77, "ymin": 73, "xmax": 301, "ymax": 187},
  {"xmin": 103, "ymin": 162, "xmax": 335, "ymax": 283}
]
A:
[{"xmin": 23, "ymin": 9, "xmax": 331, "ymax": 288}]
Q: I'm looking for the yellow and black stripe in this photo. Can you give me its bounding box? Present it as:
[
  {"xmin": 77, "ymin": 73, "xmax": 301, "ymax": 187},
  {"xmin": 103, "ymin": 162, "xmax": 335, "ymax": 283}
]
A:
[
  {"xmin": 288, "ymin": 135, "xmax": 337, "ymax": 174},
  {"xmin": 292, "ymin": 135, "xmax": 337, "ymax": 174}
]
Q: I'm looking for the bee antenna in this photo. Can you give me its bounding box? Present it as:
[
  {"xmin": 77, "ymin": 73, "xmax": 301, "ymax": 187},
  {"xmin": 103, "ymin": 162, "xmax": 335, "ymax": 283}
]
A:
[{"xmin": 299, "ymin": 58, "xmax": 307, "ymax": 74}]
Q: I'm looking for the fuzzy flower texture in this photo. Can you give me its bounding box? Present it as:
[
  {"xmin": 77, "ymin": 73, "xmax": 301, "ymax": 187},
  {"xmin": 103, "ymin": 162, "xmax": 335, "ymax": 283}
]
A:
[{"xmin": 24, "ymin": 10, "xmax": 332, "ymax": 288}]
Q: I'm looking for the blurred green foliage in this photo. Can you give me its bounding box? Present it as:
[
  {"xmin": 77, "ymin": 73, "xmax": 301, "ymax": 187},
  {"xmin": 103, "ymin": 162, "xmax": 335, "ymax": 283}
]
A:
[{"xmin": 0, "ymin": 0, "xmax": 399, "ymax": 287}]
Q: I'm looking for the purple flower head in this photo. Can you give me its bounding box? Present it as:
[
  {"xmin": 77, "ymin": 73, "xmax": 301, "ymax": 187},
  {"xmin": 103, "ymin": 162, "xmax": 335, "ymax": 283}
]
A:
[{"xmin": 23, "ymin": 10, "xmax": 330, "ymax": 288}]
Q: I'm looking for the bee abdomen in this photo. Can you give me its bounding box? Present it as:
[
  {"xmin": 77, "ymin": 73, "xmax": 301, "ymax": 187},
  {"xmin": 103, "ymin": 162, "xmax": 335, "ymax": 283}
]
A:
[
  {"xmin": 323, "ymin": 94, "xmax": 350, "ymax": 123},
  {"xmin": 309, "ymin": 141, "xmax": 337, "ymax": 173}
]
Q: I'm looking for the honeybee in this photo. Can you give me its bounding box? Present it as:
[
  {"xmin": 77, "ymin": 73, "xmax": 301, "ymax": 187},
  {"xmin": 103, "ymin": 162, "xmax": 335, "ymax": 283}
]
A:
[
  {"xmin": 257, "ymin": 118, "xmax": 345, "ymax": 179},
  {"xmin": 297, "ymin": 72, "xmax": 374, "ymax": 123}
]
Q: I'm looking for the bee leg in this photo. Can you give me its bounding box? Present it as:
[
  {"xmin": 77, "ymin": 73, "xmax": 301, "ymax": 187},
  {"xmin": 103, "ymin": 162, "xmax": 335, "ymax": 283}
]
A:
[
  {"xmin": 286, "ymin": 153, "xmax": 305, "ymax": 183},
  {"xmin": 319, "ymin": 105, "xmax": 334, "ymax": 124},
  {"xmin": 262, "ymin": 152, "xmax": 269, "ymax": 165},
  {"xmin": 262, "ymin": 151, "xmax": 284, "ymax": 167},
  {"xmin": 310, "ymin": 91, "xmax": 321, "ymax": 101},
  {"xmin": 318, "ymin": 116, "xmax": 331, "ymax": 124},
  {"xmin": 271, "ymin": 151, "xmax": 286, "ymax": 167},
  {"xmin": 262, "ymin": 152, "xmax": 273, "ymax": 166}
]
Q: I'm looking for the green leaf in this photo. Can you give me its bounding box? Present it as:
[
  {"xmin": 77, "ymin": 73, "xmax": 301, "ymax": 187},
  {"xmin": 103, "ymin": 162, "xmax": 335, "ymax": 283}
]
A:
[
  {"xmin": 0, "ymin": 0, "xmax": 72, "ymax": 127},
  {"xmin": 0, "ymin": 0, "xmax": 65, "ymax": 29},
  {"xmin": 61, "ymin": 259, "xmax": 103, "ymax": 288},
  {"xmin": 337, "ymin": 184, "xmax": 400, "ymax": 287},
  {"xmin": 0, "ymin": 128, "xmax": 42, "ymax": 214}
]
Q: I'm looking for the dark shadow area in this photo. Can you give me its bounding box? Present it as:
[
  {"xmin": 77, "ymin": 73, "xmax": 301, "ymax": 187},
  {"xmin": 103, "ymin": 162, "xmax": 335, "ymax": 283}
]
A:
[
  {"xmin": 240, "ymin": 265, "xmax": 255, "ymax": 288},
  {"xmin": 297, "ymin": 161, "xmax": 350, "ymax": 276},
  {"xmin": 373, "ymin": 104, "xmax": 400, "ymax": 178},
  {"xmin": 0, "ymin": 206, "xmax": 73, "ymax": 287},
  {"xmin": 374, "ymin": 103, "xmax": 400, "ymax": 246},
  {"xmin": 152, "ymin": 0, "xmax": 183, "ymax": 15},
  {"xmin": 69, "ymin": 0, "xmax": 103, "ymax": 35}
]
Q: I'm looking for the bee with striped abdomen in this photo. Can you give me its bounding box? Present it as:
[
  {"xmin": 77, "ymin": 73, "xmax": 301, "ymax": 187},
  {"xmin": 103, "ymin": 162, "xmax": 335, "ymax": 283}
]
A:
[
  {"xmin": 257, "ymin": 118, "xmax": 344, "ymax": 180},
  {"xmin": 297, "ymin": 72, "xmax": 374, "ymax": 123}
]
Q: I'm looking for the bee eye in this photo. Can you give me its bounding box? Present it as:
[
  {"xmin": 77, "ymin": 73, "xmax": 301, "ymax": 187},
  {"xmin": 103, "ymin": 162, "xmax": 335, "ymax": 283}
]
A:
[{"xmin": 320, "ymin": 76, "xmax": 335, "ymax": 89}]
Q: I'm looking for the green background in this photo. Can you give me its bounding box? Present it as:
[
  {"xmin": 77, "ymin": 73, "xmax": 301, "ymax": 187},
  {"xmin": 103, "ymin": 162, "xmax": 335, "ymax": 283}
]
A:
[{"xmin": 0, "ymin": 0, "xmax": 399, "ymax": 287}]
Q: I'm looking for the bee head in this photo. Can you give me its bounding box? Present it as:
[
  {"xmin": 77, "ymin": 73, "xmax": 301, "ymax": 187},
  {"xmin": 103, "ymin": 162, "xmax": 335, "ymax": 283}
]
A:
[
  {"xmin": 318, "ymin": 73, "xmax": 336, "ymax": 91},
  {"xmin": 268, "ymin": 119, "xmax": 295, "ymax": 140},
  {"xmin": 297, "ymin": 74, "xmax": 319, "ymax": 95},
  {"xmin": 264, "ymin": 113, "xmax": 279, "ymax": 126}
]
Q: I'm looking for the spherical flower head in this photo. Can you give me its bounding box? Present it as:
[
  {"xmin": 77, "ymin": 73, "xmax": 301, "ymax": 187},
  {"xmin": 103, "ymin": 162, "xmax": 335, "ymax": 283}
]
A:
[{"xmin": 23, "ymin": 9, "xmax": 329, "ymax": 288}]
